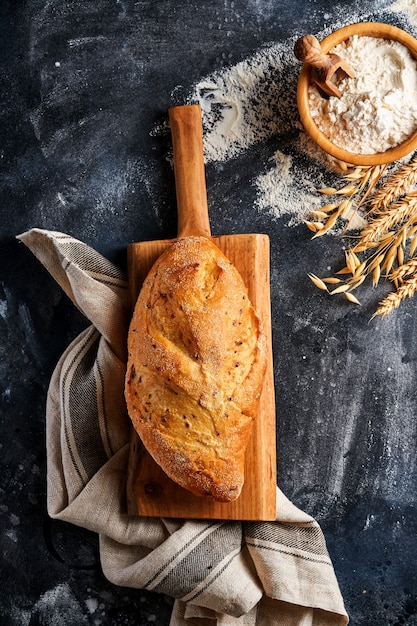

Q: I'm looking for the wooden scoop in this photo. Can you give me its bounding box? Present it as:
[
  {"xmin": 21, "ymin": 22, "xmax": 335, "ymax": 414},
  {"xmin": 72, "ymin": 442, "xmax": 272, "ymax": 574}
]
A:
[
  {"xmin": 125, "ymin": 104, "xmax": 277, "ymax": 520},
  {"xmin": 294, "ymin": 34, "xmax": 355, "ymax": 98}
]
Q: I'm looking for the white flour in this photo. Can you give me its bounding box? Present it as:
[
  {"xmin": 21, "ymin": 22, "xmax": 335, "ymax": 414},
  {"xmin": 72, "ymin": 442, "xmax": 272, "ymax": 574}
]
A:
[
  {"xmin": 309, "ymin": 35, "xmax": 417, "ymax": 154},
  {"xmin": 391, "ymin": 0, "xmax": 417, "ymax": 28},
  {"xmin": 254, "ymin": 149, "xmax": 327, "ymax": 225},
  {"xmin": 189, "ymin": 45, "xmax": 297, "ymax": 164}
]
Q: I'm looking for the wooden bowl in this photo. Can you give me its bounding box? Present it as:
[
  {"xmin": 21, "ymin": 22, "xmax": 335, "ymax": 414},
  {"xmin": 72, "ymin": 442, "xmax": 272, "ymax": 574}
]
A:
[{"xmin": 297, "ymin": 22, "xmax": 417, "ymax": 166}]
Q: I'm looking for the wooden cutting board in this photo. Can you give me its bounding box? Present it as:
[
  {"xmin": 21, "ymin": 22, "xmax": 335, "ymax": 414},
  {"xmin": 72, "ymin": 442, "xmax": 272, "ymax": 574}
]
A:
[{"xmin": 126, "ymin": 104, "xmax": 276, "ymax": 520}]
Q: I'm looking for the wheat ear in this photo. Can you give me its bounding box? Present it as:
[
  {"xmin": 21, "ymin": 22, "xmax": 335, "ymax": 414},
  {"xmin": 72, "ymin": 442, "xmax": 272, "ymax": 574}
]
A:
[
  {"xmin": 372, "ymin": 274, "xmax": 417, "ymax": 319},
  {"xmin": 357, "ymin": 192, "xmax": 417, "ymax": 248},
  {"xmin": 369, "ymin": 155, "xmax": 417, "ymax": 213}
]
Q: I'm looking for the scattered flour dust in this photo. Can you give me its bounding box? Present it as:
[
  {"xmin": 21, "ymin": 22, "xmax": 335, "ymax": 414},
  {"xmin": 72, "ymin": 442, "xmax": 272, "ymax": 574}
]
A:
[
  {"xmin": 309, "ymin": 35, "xmax": 417, "ymax": 154},
  {"xmin": 390, "ymin": 0, "xmax": 417, "ymax": 28},
  {"xmin": 9, "ymin": 582, "xmax": 90, "ymax": 626},
  {"xmin": 189, "ymin": 42, "xmax": 298, "ymax": 163},
  {"xmin": 33, "ymin": 583, "xmax": 87, "ymax": 625},
  {"xmin": 254, "ymin": 150, "xmax": 323, "ymax": 224}
]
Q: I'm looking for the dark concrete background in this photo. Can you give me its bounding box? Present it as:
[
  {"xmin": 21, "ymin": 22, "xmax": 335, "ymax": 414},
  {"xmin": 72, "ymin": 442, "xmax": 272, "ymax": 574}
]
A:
[{"xmin": 2, "ymin": 0, "xmax": 417, "ymax": 624}]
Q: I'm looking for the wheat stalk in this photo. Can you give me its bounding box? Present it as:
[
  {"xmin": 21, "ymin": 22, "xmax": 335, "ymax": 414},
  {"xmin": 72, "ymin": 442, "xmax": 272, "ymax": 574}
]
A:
[{"xmin": 307, "ymin": 157, "xmax": 417, "ymax": 317}]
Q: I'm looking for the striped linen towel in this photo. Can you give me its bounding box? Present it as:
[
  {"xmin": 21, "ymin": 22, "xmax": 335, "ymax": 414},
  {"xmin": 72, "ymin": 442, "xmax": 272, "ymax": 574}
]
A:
[{"xmin": 17, "ymin": 228, "xmax": 348, "ymax": 626}]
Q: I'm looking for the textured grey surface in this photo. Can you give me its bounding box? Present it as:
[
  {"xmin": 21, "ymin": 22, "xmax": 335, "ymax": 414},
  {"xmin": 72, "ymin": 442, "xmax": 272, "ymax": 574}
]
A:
[{"xmin": 2, "ymin": 0, "xmax": 417, "ymax": 624}]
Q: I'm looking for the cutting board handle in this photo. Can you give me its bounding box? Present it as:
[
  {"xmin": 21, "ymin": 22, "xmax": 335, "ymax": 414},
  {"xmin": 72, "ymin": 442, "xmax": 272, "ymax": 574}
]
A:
[{"xmin": 168, "ymin": 104, "xmax": 211, "ymax": 238}]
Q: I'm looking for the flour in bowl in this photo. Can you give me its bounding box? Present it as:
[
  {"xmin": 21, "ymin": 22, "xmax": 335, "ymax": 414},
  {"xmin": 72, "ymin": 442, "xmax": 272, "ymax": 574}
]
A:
[{"xmin": 308, "ymin": 35, "xmax": 417, "ymax": 154}]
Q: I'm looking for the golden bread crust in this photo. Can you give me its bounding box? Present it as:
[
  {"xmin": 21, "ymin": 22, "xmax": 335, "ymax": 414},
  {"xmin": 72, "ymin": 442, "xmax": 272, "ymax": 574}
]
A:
[{"xmin": 125, "ymin": 236, "xmax": 267, "ymax": 502}]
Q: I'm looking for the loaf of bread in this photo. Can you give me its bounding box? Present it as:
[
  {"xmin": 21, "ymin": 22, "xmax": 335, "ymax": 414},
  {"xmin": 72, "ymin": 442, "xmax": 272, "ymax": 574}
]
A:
[{"xmin": 125, "ymin": 235, "xmax": 267, "ymax": 502}]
